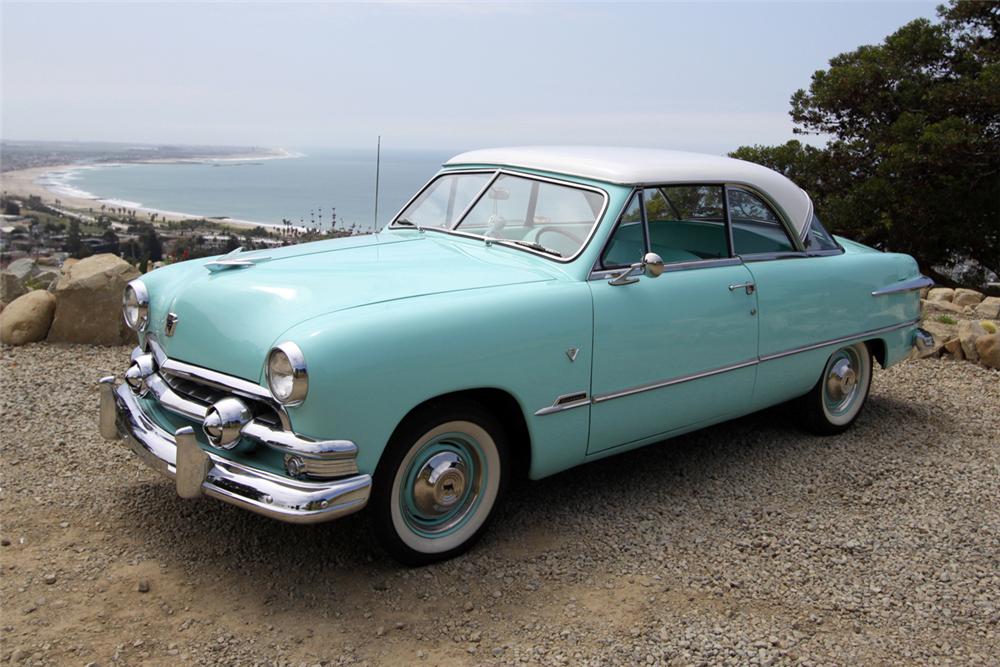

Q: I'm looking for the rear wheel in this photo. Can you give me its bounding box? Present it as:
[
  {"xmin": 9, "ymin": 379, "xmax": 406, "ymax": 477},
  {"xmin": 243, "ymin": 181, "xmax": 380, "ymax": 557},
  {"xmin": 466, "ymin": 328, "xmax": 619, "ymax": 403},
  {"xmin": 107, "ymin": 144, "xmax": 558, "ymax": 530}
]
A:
[
  {"xmin": 796, "ymin": 342, "xmax": 873, "ymax": 435},
  {"xmin": 370, "ymin": 400, "xmax": 509, "ymax": 565}
]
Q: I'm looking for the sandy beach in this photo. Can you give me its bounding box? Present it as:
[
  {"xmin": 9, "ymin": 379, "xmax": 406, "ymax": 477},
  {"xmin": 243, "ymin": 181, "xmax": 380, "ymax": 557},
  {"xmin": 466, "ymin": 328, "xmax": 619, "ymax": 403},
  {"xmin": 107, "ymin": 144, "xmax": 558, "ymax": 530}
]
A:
[{"xmin": 0, "ymin": 148, "xmax": 297, "ymax": 229}]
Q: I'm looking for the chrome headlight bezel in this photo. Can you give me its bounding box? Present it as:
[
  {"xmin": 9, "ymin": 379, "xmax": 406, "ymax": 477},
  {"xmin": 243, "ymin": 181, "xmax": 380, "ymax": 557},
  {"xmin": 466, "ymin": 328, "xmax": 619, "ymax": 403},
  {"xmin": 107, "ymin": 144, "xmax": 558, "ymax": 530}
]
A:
[
  {"xmin": 266, "ymin": 342, "xmax": 308, "ymax": 406},
  {"xmin": 122, "ymin": 280, "xmax": 149, "ymax": 332}
]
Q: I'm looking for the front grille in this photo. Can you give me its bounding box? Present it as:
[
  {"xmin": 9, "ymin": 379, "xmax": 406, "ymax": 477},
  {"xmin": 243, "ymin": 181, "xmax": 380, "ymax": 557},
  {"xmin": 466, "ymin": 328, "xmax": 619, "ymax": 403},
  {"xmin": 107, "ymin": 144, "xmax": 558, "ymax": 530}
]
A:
[{"xmin": 159, "ymin": 370, "xmax": 283, "ymax": 428}]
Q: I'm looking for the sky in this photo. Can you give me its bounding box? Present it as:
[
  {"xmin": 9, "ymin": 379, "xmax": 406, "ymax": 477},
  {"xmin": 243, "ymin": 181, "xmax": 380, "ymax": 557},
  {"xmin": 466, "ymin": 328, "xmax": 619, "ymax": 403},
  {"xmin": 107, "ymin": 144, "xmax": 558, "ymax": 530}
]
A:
[{"xmin": 1, "ymin": 1, "xmax": 941, "ymax": 154}]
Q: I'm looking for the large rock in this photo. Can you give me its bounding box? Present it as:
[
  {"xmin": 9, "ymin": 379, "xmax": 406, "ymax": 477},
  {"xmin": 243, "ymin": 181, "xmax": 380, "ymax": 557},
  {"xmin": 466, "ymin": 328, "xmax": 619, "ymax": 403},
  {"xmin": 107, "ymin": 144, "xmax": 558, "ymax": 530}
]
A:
[
  {"xmin": 975, "ymin": 334, "xmax": 1000, "ymax": 369},
  {"xmin": 958, "ymin": 320, "xmax": 987, "ymax": 363},
  {"xmin": 0, "ymin": 290, "xmax": 57, "ymax": 345},
  {"xmin": 974, "ymin": 296, "xmax": 1000, "ymax": 320},
  {"xmin": 953, "ymin": 288, "xmax": 985, "ymax": 307},
  {"xmin": 46, "ymin": 254, "xmax": 140, "ymax": 345},
  {"xmin": 942, "ymin": 337, "xmax": 964, "ymax": 360},
  {"xmin": 921, "ymin": 299, "xmax": 967, "ymax": 316},
  {"xmin": 926, "ymin": 288, "xmax": 955, "ymax": 302},
  {"xmin": 0, "ymin": 273, "xmax": 27, "ymax": 302}
]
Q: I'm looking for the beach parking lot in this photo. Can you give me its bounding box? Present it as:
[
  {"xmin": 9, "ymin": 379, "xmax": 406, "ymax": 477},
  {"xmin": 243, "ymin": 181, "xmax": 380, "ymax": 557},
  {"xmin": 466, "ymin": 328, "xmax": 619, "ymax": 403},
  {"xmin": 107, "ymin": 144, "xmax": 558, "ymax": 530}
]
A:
[{"xmin": 1, "ymin": 344, "xmax": 997, "ymax": 666}]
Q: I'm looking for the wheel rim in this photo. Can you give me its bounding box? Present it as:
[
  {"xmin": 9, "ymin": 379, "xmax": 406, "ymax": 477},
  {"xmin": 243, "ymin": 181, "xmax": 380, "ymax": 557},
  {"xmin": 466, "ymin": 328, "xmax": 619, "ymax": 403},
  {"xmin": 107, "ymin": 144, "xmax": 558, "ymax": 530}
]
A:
[
  {"xmin": 823, "ymin": 346, "xmax": 862, "ymax": 417},
  {"xmin": 398, "ymin": 432, "xmax": 486, "ymax": 539}
]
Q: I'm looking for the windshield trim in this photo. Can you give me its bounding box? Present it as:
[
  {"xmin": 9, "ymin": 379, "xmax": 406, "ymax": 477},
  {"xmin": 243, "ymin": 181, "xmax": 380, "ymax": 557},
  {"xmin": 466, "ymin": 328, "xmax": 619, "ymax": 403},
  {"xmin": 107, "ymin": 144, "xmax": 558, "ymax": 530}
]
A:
[{"xmin": 389, "ymin": 168, "xmax": 610, "ymax": 264}]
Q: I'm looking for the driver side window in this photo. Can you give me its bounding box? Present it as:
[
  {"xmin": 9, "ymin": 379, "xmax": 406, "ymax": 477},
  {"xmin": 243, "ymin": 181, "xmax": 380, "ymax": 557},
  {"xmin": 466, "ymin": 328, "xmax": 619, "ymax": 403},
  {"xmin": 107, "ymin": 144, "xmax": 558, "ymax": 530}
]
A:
[{"xmin": 602, "ymin": 186, "xmax": 729, "ymax": 268}]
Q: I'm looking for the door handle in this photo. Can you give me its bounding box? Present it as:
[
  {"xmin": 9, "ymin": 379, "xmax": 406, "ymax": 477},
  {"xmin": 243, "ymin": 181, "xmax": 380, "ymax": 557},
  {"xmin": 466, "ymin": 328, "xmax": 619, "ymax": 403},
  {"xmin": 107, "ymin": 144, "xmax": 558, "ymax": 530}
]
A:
[{"xmin": 729, "ymin": 282, "xmax": 756, "ymax": 295}]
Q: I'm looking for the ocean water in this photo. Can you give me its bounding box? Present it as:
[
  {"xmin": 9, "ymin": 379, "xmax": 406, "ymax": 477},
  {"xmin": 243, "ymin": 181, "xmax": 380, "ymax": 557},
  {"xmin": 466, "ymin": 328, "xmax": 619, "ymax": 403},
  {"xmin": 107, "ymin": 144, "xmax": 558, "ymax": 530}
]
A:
[{"xmin": 43, "ymin": 148, "xmax": 452, "ymax": 231}]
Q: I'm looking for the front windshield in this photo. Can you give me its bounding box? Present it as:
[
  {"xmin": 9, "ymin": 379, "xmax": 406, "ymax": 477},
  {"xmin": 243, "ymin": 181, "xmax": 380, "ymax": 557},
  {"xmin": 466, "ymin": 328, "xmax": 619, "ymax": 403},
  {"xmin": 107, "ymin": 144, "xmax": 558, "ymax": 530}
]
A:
[
  {"xmin": 455, "ymin": 174, "xmax": 605, "ymax": 258},
  {"xmin": 395, "ymin": 172, "xmax": 493, "ymax": 229}
]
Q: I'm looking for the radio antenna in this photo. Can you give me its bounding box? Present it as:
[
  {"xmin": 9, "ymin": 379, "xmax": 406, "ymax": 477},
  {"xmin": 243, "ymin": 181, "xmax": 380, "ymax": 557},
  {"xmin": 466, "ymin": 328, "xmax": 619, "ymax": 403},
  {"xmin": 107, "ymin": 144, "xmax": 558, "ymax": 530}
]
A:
[{"xmin": 373, "ymin": 135, "xmax": 381, "ymax": 230}]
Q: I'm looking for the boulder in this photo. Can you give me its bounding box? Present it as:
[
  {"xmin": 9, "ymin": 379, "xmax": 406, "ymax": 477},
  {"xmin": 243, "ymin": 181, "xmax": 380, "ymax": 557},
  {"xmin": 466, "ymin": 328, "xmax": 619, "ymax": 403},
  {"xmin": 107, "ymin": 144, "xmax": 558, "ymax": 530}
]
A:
[
  {"xmin": 33, "ymin": 269, "xmax": 60, "ymax": 290},
  {"xmin": 61, "ymin": 258, "xmax": 80, "ymax": 273},
  {"xmin": 0, "ymin": 290, "xmax": 57, "ymax": 345},
  {"xmin": 926, "ymin": 288, "xmax": 955, "ymax": 302},
  {"xmin": 921, "ymin": 299, "xmax": 966, "ymax": 316},
  {"xmin": 0, "ymin": 272, "xmax": 27, "ymax": 302},
  {"xmin": 975, "ymin": 296, "xmax": 1000, "ymax": 320},
  {"xmin": 0, "ymin": 258, "xmax": 57, "ymax": 301},
  {"xmin": 6, "ymin": 257, "xmax": 37, "ymax": 280},
  {"xmin": 46, "ymin": 254, "xmax": 140, "ymax": 345},
  {"xmin": 942, "ymin": 337, "xmax": 964, "ymax": 360},
  {"xmin": 975, "ymin": 334, "xmax": 1000, "ymax": 370},
  {"xmin": 953, "ymin": 288, "xmax": 985, "ymax": 307},
  {"xmin": 958, "ymin": 320, "xmax": 987, "ymax": 363}
]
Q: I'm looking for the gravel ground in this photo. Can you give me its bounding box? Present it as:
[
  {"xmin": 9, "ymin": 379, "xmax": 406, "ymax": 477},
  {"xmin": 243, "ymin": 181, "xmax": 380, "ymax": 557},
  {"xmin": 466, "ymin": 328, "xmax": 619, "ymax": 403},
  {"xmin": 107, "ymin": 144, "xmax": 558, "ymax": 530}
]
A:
[{"xmin": 1, "ymin": 343, "xmax": 998, "ymax": 666}]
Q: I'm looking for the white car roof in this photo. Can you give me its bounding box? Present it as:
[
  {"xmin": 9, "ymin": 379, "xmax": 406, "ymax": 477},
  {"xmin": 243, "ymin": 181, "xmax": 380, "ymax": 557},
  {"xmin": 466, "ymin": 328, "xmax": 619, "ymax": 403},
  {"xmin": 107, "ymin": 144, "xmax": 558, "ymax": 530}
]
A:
[{"xmin": 445, "ymin": 146, "xmax": 814, "ymax": 240}]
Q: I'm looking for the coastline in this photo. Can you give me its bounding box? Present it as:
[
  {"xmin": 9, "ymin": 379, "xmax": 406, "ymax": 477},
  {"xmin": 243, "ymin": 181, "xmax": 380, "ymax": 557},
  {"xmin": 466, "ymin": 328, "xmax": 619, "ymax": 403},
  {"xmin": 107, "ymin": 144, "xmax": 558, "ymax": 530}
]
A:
[{"xmin": 0, "ymin": 148, "xmax": 300, "ymax": 230}]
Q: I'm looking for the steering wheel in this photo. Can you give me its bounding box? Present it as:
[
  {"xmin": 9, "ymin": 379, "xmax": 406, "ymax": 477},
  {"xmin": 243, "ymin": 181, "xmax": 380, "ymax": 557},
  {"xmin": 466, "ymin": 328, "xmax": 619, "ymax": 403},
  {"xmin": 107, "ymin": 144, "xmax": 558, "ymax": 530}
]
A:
[{"xmin": 534, "ymin": 226, "xmax": 585, "ymax": 249}]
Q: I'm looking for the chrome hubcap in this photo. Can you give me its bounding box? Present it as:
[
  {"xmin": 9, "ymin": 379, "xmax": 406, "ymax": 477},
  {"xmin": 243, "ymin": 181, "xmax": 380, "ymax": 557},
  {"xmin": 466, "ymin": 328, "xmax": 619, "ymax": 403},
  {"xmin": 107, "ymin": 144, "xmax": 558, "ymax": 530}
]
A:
[
  {"xmin": 399, "ymin": 432, "xmax": 486, "ymax": 538},
  {"xmin": 823, "ymin": 347, "xmax": 863, "ymax": 415},
  {"xmin": 412, "ymin": 452, "xmax": 468, "ymax": 515},
  {"xmin": 825, "ymin": 358, "xmax": 857, "ymax": 402}
]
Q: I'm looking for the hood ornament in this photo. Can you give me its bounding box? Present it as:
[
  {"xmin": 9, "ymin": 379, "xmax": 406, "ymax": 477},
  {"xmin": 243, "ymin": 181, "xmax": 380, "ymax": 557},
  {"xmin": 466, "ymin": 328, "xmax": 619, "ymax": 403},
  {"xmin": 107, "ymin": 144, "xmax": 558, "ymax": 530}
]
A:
[
  {"xmin": 566, "ymin": 347, "xmax": 579, "ymax": 362},
  {"xmin": 205, "ymin": 246, "xmax": 272, "ymax": 272},
  {"xmin": 165, "ymin": 312, "xmax": 179, "ymax": 337}
]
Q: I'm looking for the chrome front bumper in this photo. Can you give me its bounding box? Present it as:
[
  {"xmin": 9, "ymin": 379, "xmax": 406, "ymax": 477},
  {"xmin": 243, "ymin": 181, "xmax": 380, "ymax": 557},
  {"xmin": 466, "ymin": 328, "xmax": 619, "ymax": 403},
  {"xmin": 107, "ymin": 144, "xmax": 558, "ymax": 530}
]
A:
[{"xmin": 99, "ymin": 378, "xmax": 371, "ymax": 524}]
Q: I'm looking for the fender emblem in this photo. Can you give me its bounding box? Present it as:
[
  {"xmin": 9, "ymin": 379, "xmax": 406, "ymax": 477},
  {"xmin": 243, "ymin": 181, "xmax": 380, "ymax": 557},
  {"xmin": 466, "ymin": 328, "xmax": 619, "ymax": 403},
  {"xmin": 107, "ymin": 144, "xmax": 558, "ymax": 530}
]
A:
[
  {"xmin": 165, "ymin": 312, "xmax": 179, "ymax": 337},
  {"xmin": 566, "ymin": 347, "xmax": 579, "ymax": 362}
]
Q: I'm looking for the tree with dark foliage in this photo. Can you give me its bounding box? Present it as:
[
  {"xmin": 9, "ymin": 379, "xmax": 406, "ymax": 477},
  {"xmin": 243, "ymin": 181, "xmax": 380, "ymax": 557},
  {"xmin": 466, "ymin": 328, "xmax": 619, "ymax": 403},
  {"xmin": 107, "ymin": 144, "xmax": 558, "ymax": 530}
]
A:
[{"xmin": 731, "ymin": 1, "xmax": 998, "ymax": 287}]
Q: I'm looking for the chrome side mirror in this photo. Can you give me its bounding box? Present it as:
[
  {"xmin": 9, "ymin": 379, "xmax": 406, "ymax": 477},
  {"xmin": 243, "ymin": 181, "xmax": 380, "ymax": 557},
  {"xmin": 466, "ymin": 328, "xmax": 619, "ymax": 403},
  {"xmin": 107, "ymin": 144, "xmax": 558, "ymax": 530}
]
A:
[
  {"xmin": 609, "ymin": 252, "xmax": 665, "ymax": 286},
  {"xmin": 642, "ymin": 252, "xmax": 664, "ymax": 277}
]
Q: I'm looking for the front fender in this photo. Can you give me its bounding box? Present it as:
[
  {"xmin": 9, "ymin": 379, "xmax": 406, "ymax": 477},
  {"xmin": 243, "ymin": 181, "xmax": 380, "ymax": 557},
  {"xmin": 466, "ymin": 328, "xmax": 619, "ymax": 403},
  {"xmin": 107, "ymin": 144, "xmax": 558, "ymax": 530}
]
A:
[{"xmin": 278, "ymin": 281, "xmax": 594, "ymax": 478}]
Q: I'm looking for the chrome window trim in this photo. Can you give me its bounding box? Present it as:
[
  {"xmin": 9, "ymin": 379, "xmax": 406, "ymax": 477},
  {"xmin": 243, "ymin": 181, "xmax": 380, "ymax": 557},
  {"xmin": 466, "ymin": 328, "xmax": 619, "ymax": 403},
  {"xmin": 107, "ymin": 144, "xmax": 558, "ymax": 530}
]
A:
[
  {"xmin": 870, "ymin": 275, "xmax": 934, "ymax": 297},
  {"xmin": 387, "ymin": 169, "xmax": 499, "ymax": 234},
  {"xmin": 537, "ymin": 317, "xmax": 920, "ymax": 413},
  {"xmin": 589, "ymin": 256, "xmax": 743, "ymax": 281},
  {"xmin": 388, "ymin": 168, "xmax": 611, "ymax": 265},
  {"xmin": 591, "ymin": 181, "xmax": 805, "ymax": 277}
]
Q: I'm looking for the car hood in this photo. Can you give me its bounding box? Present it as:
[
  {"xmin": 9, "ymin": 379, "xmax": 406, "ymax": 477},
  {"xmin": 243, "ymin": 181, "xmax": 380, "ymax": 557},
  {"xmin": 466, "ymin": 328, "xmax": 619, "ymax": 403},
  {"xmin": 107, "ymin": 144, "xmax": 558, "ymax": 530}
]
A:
[{"xmin": 143, "ymin": 231, "xmax": 561, "ymax": 381}]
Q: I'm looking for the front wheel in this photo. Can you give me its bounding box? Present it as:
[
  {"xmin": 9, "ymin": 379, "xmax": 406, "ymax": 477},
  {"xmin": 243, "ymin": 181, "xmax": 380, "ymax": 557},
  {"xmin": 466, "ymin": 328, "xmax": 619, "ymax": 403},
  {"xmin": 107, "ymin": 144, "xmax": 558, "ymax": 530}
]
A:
[
  {"xmin": 370, "ymin": 400, "xmax": 509, "ymax": 565},
  {"xmin": 796, "ymin": 342, "xmax": 873, "ymax": 435}
]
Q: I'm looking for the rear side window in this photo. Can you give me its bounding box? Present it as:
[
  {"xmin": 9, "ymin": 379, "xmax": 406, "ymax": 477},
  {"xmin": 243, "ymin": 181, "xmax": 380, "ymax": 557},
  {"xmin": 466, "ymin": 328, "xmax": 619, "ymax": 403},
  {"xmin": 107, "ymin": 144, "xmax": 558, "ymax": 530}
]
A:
[
  {"xmin": 727, "ymin": 188, "xmax": 795, "ymax": 255},
  {"xmin": 804, "ymin": 214, "xmax": 841, "ymax": 252}
]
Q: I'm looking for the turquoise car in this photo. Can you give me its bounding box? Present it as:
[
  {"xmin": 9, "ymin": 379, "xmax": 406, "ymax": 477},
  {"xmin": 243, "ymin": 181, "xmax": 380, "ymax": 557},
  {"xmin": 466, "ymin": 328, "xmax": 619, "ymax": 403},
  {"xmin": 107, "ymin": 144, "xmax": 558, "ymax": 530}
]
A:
[{"xmin": 99, "ymin": 147, "xmax": 934, "ymax": 564}]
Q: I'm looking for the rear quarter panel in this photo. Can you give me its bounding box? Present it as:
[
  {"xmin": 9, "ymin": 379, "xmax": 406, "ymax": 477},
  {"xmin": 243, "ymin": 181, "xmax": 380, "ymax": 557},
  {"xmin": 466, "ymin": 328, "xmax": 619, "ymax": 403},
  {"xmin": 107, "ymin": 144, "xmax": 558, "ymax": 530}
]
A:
[{"xmin": 746, "ymin": 245, "xmax": 922, "ymax": 409}]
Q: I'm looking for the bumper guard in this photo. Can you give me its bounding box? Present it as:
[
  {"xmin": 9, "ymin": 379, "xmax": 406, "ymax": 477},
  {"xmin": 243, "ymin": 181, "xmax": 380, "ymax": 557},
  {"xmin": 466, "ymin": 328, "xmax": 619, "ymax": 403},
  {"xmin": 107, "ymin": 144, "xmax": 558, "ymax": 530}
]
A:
[{"xmin": 99, "ymin": 377, "xmax": 371, "ymax": 524}]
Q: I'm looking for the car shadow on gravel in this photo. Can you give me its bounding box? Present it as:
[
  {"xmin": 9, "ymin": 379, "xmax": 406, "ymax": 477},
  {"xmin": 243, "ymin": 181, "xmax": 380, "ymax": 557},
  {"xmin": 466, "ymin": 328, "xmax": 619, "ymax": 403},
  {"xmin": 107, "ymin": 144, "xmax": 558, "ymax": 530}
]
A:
[{"xmin": 107, "ymin": 396, "xmax": 936, "ymax": 610}]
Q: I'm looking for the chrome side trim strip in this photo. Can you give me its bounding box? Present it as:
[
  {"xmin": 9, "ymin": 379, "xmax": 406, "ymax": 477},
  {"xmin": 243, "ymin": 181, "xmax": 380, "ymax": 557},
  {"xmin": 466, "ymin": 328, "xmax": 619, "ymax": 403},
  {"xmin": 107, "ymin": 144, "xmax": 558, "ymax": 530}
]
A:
[
  {"xmin": 540, "ymin": 318, "xmax": 921, "ymax": 413},
  {"xmin": 758, "ymin": 318, "xmax": 920, "ymax": 362},
  {"xmin": 592, "ymin": 358, "xmax": 759, "ymax": 404},
  {"xmin": 534, "ymin": 392, "xmax": 590, "ymax": 416},
  {"xmin": 871, "ymin": 275, "xmax": 934, "ymax": 297}
]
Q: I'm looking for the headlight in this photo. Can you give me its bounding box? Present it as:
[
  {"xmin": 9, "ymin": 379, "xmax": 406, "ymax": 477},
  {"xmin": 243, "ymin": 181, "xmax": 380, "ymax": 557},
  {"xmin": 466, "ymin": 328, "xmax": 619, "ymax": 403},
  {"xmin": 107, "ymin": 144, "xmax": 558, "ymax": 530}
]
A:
[
  {"xmin": 266, "ymin": 342, "xmax": 308, "ymax": 405},
  {"xmin": 122, "ymin": 280, "xmax": 149, "ymax": 331}
]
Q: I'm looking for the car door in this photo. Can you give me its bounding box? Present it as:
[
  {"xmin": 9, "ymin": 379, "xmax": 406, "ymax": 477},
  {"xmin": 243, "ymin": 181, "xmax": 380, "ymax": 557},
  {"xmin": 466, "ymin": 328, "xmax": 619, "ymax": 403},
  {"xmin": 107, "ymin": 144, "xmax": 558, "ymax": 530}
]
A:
[
  {"xmin": 723, "ymin": 186, "xmax": 844, "ymax": 408},
  {"xmin": 588, "ymin": 186, "xmax": 759, "ymax": 454}
]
